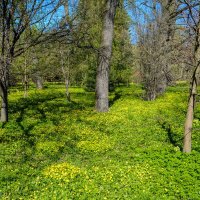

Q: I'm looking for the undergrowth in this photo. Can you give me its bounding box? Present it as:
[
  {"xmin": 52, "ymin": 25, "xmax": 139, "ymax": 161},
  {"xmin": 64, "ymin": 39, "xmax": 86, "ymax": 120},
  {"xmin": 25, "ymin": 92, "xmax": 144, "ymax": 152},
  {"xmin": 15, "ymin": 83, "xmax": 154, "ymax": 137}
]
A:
[{"xmin": 0, "ymin": 83, "xmax": 200, "ymax": 199}]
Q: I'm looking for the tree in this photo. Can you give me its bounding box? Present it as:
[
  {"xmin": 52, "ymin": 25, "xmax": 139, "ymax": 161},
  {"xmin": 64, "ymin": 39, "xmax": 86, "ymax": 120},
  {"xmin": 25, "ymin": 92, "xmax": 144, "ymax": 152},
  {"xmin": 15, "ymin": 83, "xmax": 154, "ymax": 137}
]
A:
[
  {"xmin": 95, "ymin": 0, "xmax": 119, "ymax": 112},
  {"xmin": 81, "ymin": 0, "xmax": 133, "ymax": 91},
  {"xmin": 183, "ymin": 0, "xmax": 200, "ymax": 153},
  {"xmin": 0, "ymin": 0, "xmax": 63, "ymax": 122},
  {"xmin": 135, "ymin": 0, "xmax": 178, "ymax": 100},
  {"xmin": 110, "ymin": 4, "xmax": 133, "ymax": 87}
]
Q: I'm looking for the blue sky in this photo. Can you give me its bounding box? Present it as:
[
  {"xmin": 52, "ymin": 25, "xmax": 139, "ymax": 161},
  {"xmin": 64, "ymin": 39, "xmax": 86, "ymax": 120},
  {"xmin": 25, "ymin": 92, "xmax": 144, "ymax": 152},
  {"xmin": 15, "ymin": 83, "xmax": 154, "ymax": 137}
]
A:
[{"xmin": 51, "ymin": 0, "xmax": 159, "ymax": 44}]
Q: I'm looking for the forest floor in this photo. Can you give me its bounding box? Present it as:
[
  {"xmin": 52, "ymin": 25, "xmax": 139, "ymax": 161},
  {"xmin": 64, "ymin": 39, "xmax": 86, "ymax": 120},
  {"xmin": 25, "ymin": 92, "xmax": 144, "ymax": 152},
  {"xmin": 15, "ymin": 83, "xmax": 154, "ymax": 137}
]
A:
[{"xmin": 0, "ymin": 83, "xmax": 200, "ymax": 199}]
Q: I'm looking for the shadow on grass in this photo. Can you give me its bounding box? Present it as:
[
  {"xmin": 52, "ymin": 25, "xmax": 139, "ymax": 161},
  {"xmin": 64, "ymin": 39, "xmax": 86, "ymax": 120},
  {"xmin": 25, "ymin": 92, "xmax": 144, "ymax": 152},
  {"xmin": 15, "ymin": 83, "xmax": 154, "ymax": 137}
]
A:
[
  {"xmin": 0, "ymin": 90, "xmax": 97, "ymax": 168},
  {"xmin": 160, "ymin": 122, "xmax": 183, "ymax": 151},
  {"xmin": 110, "ymin": 91, "xmax": 122, "ymax": 107},
  {"xmin": 110, "ymin": 85, "xmax": 144, "ymax": 107},
  {"xmin": 5, "ymin": 90, "xmax": 95, "ymax": 144},
  {"xmin": 10, "ymin": 90, "xmax": 94, "ymax": 114}
]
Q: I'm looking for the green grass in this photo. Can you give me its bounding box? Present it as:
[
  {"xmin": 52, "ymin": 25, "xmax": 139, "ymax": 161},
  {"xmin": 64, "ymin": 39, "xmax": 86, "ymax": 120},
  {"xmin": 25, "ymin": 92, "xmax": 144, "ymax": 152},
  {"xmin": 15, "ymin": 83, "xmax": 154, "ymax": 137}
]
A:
[{"xmin": 0, "ymin": 83, "xmax": 200, "ymax": 199}]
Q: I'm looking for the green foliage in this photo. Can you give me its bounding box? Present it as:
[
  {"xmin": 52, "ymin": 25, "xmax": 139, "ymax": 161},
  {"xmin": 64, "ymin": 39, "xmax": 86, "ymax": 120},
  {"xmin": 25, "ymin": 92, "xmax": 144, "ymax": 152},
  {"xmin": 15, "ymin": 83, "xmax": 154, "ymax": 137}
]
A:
[
  {"xmin": 11, "ymin": 0, "xmax": 134, "ymax": 90},
  {"xmin": 79, "ymin": 0, "xmax": 133, "ymax": 91},
  {"xmin": 110, "ymin": 5, "xmax": 133, "ymax": 87},
  {"xmin": 0, "ymin": 83, "xmax": 200, "ymax": 199}
]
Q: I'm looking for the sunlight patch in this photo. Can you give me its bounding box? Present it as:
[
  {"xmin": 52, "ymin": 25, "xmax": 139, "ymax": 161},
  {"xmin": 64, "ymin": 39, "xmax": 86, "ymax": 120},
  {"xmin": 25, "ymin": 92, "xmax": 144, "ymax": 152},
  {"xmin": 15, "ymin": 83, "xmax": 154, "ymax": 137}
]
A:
[
  {"xmin": 43, "ymin": 162, "xmax": 81, "ymax": 182},
  {"xmin": 131, "ymin": 163, "xmax": 153, "ymax": 183},
  {"xmin": 77, "ymin": 138, "xmax": 112, "ymax": 152},
  {"xmin": 73, "ymin": 126, "xmax": 114, "ymax": 152},
  {"xmin": 36, "ymin": 141, "xmax": 64, "ymax": 155}
]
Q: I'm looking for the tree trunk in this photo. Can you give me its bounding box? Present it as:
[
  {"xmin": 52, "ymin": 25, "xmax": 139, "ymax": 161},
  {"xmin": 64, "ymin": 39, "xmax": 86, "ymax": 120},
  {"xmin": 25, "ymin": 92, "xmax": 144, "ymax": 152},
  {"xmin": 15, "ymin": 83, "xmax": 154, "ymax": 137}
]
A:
[
  {"xmin": 95, "ymin": 0, "xmax": 118, "ymax": 112},
  {"xmin": 61, "ymin": 0, "xmax": 71, "ymax": 101},
  {"xmin": 156, "ymin": 71, "xmax": 168, "ymax": 95},
  {"xmin": 183, "ymin": 95, "xmax": 194, "ymax": 153},
  {"xmin": 64, "ymin": 79, "xmax": 70, "ymax": 101},
  {"xmin": 35, "ymin": 75, "xmax": 43, "ymax": 89},
  {"xmin": 146, "ymin": 90, "xmax": 156, "ymax": 101},
  {"xmin": 183, "ymin": 76, "xmax": 197, "ymax": 153},
  {"xmin": 144, "ymin": 71, "xmax": 157, "ymax": 101},
  {"xmin": 145, "ymin": 81, "xmax": 156, "ymax": 101},
  {"xmin": 64, "ymin": 0, "xmax": 69, "ymax": 21},
  {"xmin": 60, "ymin": 48, "xmax": 70, "ymax": 101},
  {"xmin": 24, "ymin": 57, "xmax": 28, "ymax": 98},
  {"xmin": 61, "ymin": 65, "xmax": 70, "ymax": 101},
  {"xmin": 0, "ymin": 58, "xmax": 10, "ymax": 122},
  {"xmin": 0, "ymin": 82, "xmax": 8, "ymax": 122},
  {"xmin": 183, "ymin": 11, "xmax": 200, "ymax": 153},
  {"xmin": 155, "ymin": 0, "xmax": 177, "ymax": 95},
  {"xmin": 24, "ymin": 79, "xmax": 28, "ymax": 98}
]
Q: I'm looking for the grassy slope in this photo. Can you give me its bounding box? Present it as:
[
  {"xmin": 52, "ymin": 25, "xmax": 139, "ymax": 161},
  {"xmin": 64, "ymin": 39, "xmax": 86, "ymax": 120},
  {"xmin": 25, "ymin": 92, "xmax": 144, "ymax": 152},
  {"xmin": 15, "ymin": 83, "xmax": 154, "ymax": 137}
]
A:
[{"xmin": 0, "ymin": 83, "xmax": 200, "ymax": 199}]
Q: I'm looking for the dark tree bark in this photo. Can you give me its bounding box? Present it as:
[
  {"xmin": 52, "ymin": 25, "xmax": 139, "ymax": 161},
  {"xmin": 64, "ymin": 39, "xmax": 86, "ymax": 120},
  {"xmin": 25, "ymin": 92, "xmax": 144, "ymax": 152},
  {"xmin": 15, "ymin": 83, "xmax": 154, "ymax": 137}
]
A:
[
  {"xmin": 95, "ymin": 0, "xmax": 118, "ymax": 112},
  {"xmin": 0, "ymin": 82, "xmax": 8, "ymax": 122},
  {"xmin": 0, "ymin": 57, "xmax": 10, "ymax": 122},
  {"xmin": 145, "ymin": 83, "xmax": 156, "ymax": 101}
]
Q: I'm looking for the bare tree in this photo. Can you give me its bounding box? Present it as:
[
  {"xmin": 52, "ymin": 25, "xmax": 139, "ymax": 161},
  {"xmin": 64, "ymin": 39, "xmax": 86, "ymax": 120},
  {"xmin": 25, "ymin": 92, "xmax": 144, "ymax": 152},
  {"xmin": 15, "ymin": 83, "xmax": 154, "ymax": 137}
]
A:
[
  {"xmin": 95, "ymin": 0, "xmax": 118, "ymax": 112},
  {"xmin": 0, "ymin": 0, "xmax": 63, "ymax": 122},
  {"xmin": 136, "ymin": 0, "xmax": 178, "ymax": 100}
]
